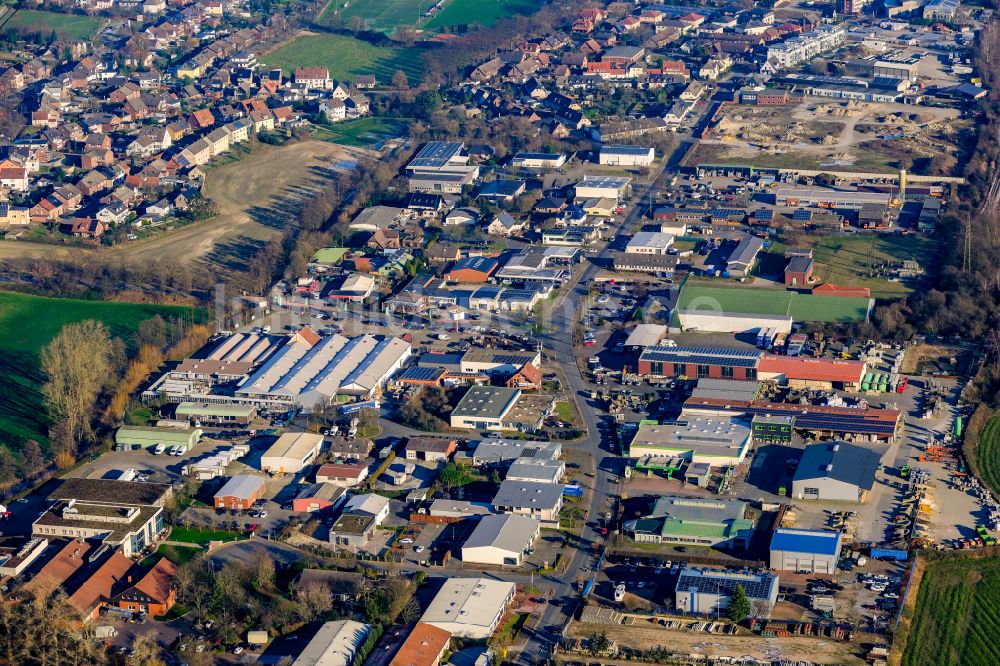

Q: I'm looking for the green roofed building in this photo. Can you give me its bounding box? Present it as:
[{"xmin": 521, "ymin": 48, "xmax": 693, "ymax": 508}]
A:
[
  {"xmin": 115, "ymin": 426, "xmax": 202, "ymax": 451},
  {"xmin": 623, "ymin": 495, "xmax": 754, "ymax": 549},
  {"xmin": 311, "ymin": 247, "xmax": 349, "ymax": 265},
  {"xmin": 175, "ymin": 402, "xmax": 257, "ymax": 426},
  {"xmin": 677, "ymin": 282, "xmax": 872, "ymax": 323}
]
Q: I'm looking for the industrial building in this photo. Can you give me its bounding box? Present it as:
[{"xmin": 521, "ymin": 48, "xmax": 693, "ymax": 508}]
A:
[
  {"xmin": 449, "ymin": 386, "xmax": 554, "ymax": 432},
  {"xmin": 114, "ymin": 426, "xmax": 201, "ymax": 451},
  {"xmin": 625, "ymin": 231, "xmax": 674, "ymax": 255},
  {"xmin": 213, "ymin": 474, "xmax": 267, "ymax": 510},
  {"xmin": 613, "ymin": 253, "xmax": 679, "ymax": 274},
  {"xmin": 491, "ymin": 480, "xmax": 564, "ymax": 525},
  {"xmin": 768, "ymin": 187, "xmax": 892, "ymax": 210},
  {"xmin": 470, "ymin": 439, "xmax": 561, "ymax": 467},
  {"xmin": 725, "ymin": 236, "xmax": 765, "ymax": 277},
  {"xmin": 769, "ymin": 528, "xmax": 843, "ymax": 573},
  {"xmin": 460, "ymin": 349, "xmax": 541, "ymax": 376},
  {"xmin": 462, "ymin": 514, "xmax": 541, "ymax": 566},
  {"xmin": 624, "ymin": 324, "xmax": 669, "ymax": 349},
  {"xmin": 573, "ymin": 176, "xmax": 631, "ymax": 201},
  {"xmin": 174, "ymin": 402, "xmax": 256, "ymax": 426},
  {"xmin": 675, "ymin": 569, "xmax": 779, "ymax": 617},
  {"xmin": 690, "ymin": 378, "xmax": 761, "ymax": 403},
  {"xmin": 260, "ymin": 432, "xmax": 325, "ymax": 475},
  {"xmin": 628, "ymin": 418, "xmax": 752, "ymax": 467},
  {"xmin": 624, "ymin": 496, "xmax": 754, "ymax": 549},
  {"xmin": 405, "ymin": 142, "xmax": 480, "ymax": 194},
  {"xmin": 510, "ymin": 152, "xmax": 567, "ymax": 169},
  {"xmin": 638, "ymin": 346, "xmax": 761, "ymax": 381},
  {"xmin": 292, "ymin": 483, "xmax": 348, "ymax": 513},
  {"xmin": 599, "ymin": 145, "xmax": 655, "ymax": 167},
  {"xmin": 758, "ymin": 355, "xmax": 867, "ymax": 391},
  {"xmin": 292, "ymin": 620, "xmax": 370, "ymax": 666},
  {"xmin": 792, "ymin": 442, "xmax": 881, "ymax": 502},
  {"xmin": 673, "ymin": 311, "xmax": 794, "ymax": 335},
  {"xmin": 329, "ymin": 494, "xmax": 391, "ymax": 549},
  {"xmin": 420, "ymin": 578, "xmax": 516, "ymax": 639}
]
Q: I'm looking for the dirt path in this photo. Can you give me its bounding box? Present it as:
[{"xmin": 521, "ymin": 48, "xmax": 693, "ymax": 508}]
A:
[
  {"xmin": 568, "ymin": 621, "xmax": 866, "ymax": 665},
  {"xmin": 0, "ymin": 140, "xmax": 365, "ymax": 274}
]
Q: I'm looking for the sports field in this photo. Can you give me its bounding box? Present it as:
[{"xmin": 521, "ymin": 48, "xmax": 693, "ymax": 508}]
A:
[
  {"xmin": 261, "ymin": 33, "xmax": 424, "ymax": 84},
  {"xmin": 678, "ymin": 282, "xmax": 872, "ymax": 322},
  {"xmin": 5, "ymin": 9, "xmax": 102, "ymax": 40},
  {"xmin": 0, "ymin": 291, "xmax": 202, "ymax": 452},
  {"xmin": 422, "ymin": 0, "xmax": 538, "ymax": 29},
  {"xmin": 900, "ymin": 555, "xmax": 1000, "ymax": 666},
  {"xmin": 311, "ymin": 117, "xmax": 409, "ymax": 147}
]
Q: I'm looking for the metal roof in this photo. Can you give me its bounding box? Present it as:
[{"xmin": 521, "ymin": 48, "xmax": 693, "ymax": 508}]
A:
[
  {"xmin": 215, "ymin": 474, "xmax": 265, "ymax": 500},
  {"xmin": 770, "ymin": 528, "xmax": 842, "ymax": 556},
  {"xmin": 640, "ymin": 346, "xmax": 762, "ymax": 368},
  {"xmin": 675, "ymin": 568, "xmax": 778, "ymax": 601},
  {"xmin": 452, "ymin": 386, "xmax": 521, "ymax": 420},
  {"xmin": 463, "ymin": 514, "xmax": 539, "ymax": 554},
  {"xmin": 793, "ymin": 441, "xmax": 880, "ymax": 489},
  {"xmin": 492, "ymin": 479, "xmax": 564, "ymax": 509}
]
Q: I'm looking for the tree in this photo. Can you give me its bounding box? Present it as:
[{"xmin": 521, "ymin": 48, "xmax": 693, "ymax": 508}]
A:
[
  {"xmin": 41, "ymin": 320, "xmax": 113, "ymax": 445},
  {"xmin": 20, "ymin": 440, "xmax": 44, "ymax": 477},
  {"xmin": 727, "ymin": 584, "xmax": 751, "ymax": 623},
  {"xmin": 391, "ymin": 69, "xmax": 409, "ymax": 90},
  {"xmin": 588, "ymin": 632, "xmax": 611, "ymax": 655},
  {"xmin": 136, "ymin": 315, "xmax": 168, "ymax": 351}
]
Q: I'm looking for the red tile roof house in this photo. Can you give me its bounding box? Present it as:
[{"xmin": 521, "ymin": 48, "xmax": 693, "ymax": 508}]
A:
[
  {"xmin": 112, "ymin": 557, "xmax": 179, "ymax": 617},
  {"xmin": 66, "ymin": 550, "xmax": 134, "ymax": 621}
]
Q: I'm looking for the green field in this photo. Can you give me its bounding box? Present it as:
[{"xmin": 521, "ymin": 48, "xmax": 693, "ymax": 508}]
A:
[
  {"xmin": 0, "ymin": 291, "xmax": 201, "ymax": 452},
  {"xmin": 5, "ymin": 10, "xmax": 103, "ymax": 40},
  {"xmin": 168, "ymin": 527, "xmax": 244, "ymax": 544},
  {"xmin": 261, "ymin": 33, "xmax": 424, "ymax": 85},
  {"xmin": 901, "ymin": 555, "xmax": 1000, "ymax": 666},
  {"xmin": 677, "ymin": 282, "xmax": 871, "ymax": 322},
  {"xmin": 422, "ymin": 0, "xmax": 538, "ymax": 29},
  {"xmin": 311, "ymin": 117, "xmax": 409, "ymax": 147},
  {"xmin": 975, "ymin": 416, "xmax": 1000, "ymax": 497},
  {"xmin": 769, "ymin": 234, "xmax": 937, "ymax": 299}
]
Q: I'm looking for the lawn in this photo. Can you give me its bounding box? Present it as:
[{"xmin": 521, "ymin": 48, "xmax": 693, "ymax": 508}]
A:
[
  {"xmin": 320, "ymin": 0, "xmax": 423, "ymax": 32},
  {"xmin": 554, "ymin": 401, "xmax": 576, "ymax": 425},
  {"xmin": 168, "ymin": 527, "xmax": 244, "ymax": 545},
  {"xmin": 792, "ymin": 234, "xmax": 937, "ymax": 300},
  {"xmin": 261, "ymin": 33, "xmax": 425, "ymax": 85},
  {"xmin": 678, "ymin": 281, "xmax": 871, "ymax": 322},
  {"xmin": 6, "ymin": 10, "xmax": 102, "ymax": 40},
  {"xmin": 311, "ymin": 117, "xmax": 409, "ymax": 147},
  {"xmin": 422, "ymin": 0, "xmax": 538, "ymax": 30},
  {"xmin": 900, "ymin": 555, "xmax": 1000, "ymax": 666},
  {"xmin": 142, "ymin": 544, "xmax": 201, "ymax": 567},
  {"xmin": 0, "ymin": 291, "xmax": 202, "ymax": 453}
]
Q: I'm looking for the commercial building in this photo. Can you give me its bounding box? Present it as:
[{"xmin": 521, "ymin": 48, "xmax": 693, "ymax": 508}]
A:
[
  {"xmin": 174, "ymin": 402, "xmax": 256, "ymax": 426},
  {"xmin": 445, "ymin": 257, "xmax": 499, "ymax": 283},
  {"xmin": 237, "ymin": 333, "xmax": 411, "ymax": 409},
  {"xmin": 471, "ymin": 439, "xmax": 561, "ymax": 467},
  {"xmin": 573, "ymin": 176, "xmax": 631, "ymax": 201},
  {"xmin": 923, "ymin": 0, "xmax": 959, "ymax": 20},
  {"xmin": 260, "ymin": 432, "xmax": 325, "ymax": 475},
  {"xmin": 314, "ymin": 463, "xmax": 369, "ymax": 487},
  {"xmin": 450, "ymin": 386, "xmax": 521, "ymax": 430},
  {"xmin": 758, "ymin": 355, "xmax": 866, "ymax": 391},
  {"xmin": 613, "ymin": 253, "xmax": 679, "ymax": 274},
  {"xmin": 114, "ymin": 425, "xmax": 201, "ymax": 451},
  {"xmin": 624, "ymin": 496, "xmax": 754, "ymax": 549},
  {"xmin": 292, "ymin": 620, "xmax": 370, "ymax": 666},
  {"xmin": 628, "ymin": 418, "xmax": 752, "ymax": 467},
  {"xmin": 673, "ymin": 311, "xmax": 793, "ymax": 335},
  {"xmin": 792, "ymin": 442, "xmax": 880, "ymax": 502},
  {"xmin": 293, "ymin": 483, "xmax": 348, "ymax": 513},
  {"xmin": 506, "ymin": 458, "xmax": 565, "ymax": 484},
  {"xmin": 460, "ymin": 349, "xmax": 541, "ymax": 376},
  {"xmin": 769, "ymin": 187, "xmax": 892, "ymax": 210},
  {"xmin": 32, "ymin": 479, "xmax": 169, "ymax": 557},
  {"xmin": 683, "ymin": 398, "xmax": 903, "ymax": 442},
  {"xmin": 638, "ymin": 346, "xmax": 761, "ymax": 381},
  {"xmin": 405, "ymin": 437, "xmax": 458, "ymax": 462},
  {"xmin": 625, "ymin": 231, "xmax": 674, "ymax": 255},
  {"xmin": 462, "ymin": 514, "xmax": 540, "ymax": 566},
  {"xmin": 420, "ymin": 578, "xmax": 516, "ymax": 639},
  {"xmin": 510, "ymin": 153, "xmax": 567, "ymax": 170},
  {"xmin": 494, "ymin": 246, "xmax": 579, "ymax": 285},
  {"xmin": 213, "ymin": 474, "xmax": 267, "ymax": 509},
  {"xmin": 405, "ymin": 142, "xmax": 480, "ymax": 194},
  {"xmin": 675, "ymin": 569, "xmax": 779, "ymax": 617},
  {"xmin": 599, "ymin": 145, "xmax": 655, "ymax": 167},
  {"xmin": 725, "ymin": 235, "xmax": 765, "ymax": 277},
  {"xmin": 389, "ymin": 623, "xmax": 452, "ymax": 666},
  {"xmin": 690, "ymin": 378, "xmax": 761, "ymax": 403},
  {"xmin": 329, "ymin": 494, "xmax": 391, "ymax": 549},
  {"xmin": 769, "ymin": 528, "xmax": 843, "ymax": 573},
  {"xmin": 0, "ymin": 537, "xmax": 48, "ymax": 578},
  {"xmin": 492, "ymin": 480, "xmax": 563, "ymax": 524}
]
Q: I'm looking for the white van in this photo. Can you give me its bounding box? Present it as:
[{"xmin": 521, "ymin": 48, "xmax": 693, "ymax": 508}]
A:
[{"xmin": 153, "ymin": 443, "xmax": 165, "ymax": 455}]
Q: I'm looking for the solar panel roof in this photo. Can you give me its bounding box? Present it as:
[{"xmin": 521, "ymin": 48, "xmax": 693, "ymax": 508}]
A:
[
  {"xmin": 676, "ymin": 568, "xmax": 777, "ymax": 600},
  {"xmin": 399, "ymin": 366, "xmax": 446, "ymax": 381},
  {"xmin": 641, "ymin": 346, "xmax": 762, "ymax": 368}
]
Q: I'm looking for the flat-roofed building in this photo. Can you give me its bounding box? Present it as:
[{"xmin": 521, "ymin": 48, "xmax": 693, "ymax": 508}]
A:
[
  {"xmin": 471, "ymin": 439, "xmax": 561, "ymax": 466},
  {"xmin": 32, "ymin": 500, "xmax": 164, "ymax": 558},
  {"xmin": 510, "ymin": 153, "xmax": 567, "ymax": 170},
  {"xmin": 175, "ymin": 402, "xmax": 256, "ymax": 426},
  {"xmin": 770, "ymin": 528, "xmax": 843, "ymax": 573},
  {"xmin": 675, "ymin": 568, "xmax": 779, "ymax": 617},
  {"xmin": 389, "ymin": 623, "xmax": 452, "ymax": 666},
  {"xmin": 505, "ymin": 458, "xmax": 565, "ymax": 484},
  {"xmin": 624, "ymin": 324, "xmax": 668, "ymax": 349},
  {"xmin": 428, "ymin": 500, "xmax": 494, "ymax": 520},
  {"xmin": 624, "ymin": 496, "xmax": 753, "ymax": 549},
  {"xmin": 626, "ymin": 231, "xmax": 674, "ymax": 255},
  {"xmin": 573, "ymin": 176, "xmax": 631, "ymax": 201},
  {"xmin": 599, "ymin": 145, "xmax": 655, "ymax": 167},
  {"xmin": 260, "ymin": 432, "xmax": 325, "ymax": 474},
  {"xmin": 460, "ymin": 348, "xmax": 541, "ymax": 375},
  {"xmin": 292, "ymin": 620, "xmax": 370, "ymax": 666},
  {"xmin": 213, "ymin": 474, "xmax": 267, "ymax": 509},
  {"xmin": 450, "ymin": 386, "xmax": 521, "ymax": 430},
  {"xmin": 0, "ymin": 537, "xmax": 48, "ymax": 578},
  {"xmin": 420, "ymin": 578, "xmax": 516, "ymax": 639},
  {"xmin": 462, "ymin": 514, "xmax": 540, "ymax": 566},
  {"xmin": 491, "ymin": 480, "xmax": 564, "ymax": 525},
  {"xmin": 628, "ymin": 418, "xmax": 752, "ymax": 467}
]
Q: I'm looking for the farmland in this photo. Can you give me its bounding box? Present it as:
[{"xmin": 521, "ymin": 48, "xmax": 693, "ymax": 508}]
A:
[
  {"xmin": 974, "ymin": 415, "xmax": 1000, "ymax": 496},
  {"xmin": 422, "ymin": 0, "xmax": 538, "ymax": 30},
  {"xmin": 261, "ymin": 32, "xmax": 425, "ymax": 85},
  {"xmin": 0, "ymin": 291, "xmax": 202, "ymax": 452},
  {"xmin": 900, "ymin": 554, "xmax": 1000, "ymax": 666},
  {"xmin": 4, "ymin": 9, "xmax": 103, "ymax": 40}
]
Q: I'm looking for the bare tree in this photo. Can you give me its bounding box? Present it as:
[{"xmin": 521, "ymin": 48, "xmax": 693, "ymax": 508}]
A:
[{"xmin": 40, "ymin": 320, "xmax": 113, "ymax": 445}]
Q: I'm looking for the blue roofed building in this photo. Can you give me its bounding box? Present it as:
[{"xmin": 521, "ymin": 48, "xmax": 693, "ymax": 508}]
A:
[{"xmin": 769, "ymin": 528, "xmax": 843, "ymax": 573}]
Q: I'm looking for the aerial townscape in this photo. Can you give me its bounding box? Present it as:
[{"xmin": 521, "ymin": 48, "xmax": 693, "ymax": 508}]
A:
[{"xmin": 0, "ymin": 0, "xmax": 997, "ymax": 662}]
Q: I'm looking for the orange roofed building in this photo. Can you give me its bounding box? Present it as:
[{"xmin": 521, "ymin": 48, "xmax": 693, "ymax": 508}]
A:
[
  {"xmin": 112, "ymin": 557, "xmax": 179, "ymax": 617},
  {"xmin": 811, "ymin": 283, "xmax": 871, "ymax": 298},
  {"xmin": 389, "ymin": 623, "xmax": 452, "ymax": 666}
]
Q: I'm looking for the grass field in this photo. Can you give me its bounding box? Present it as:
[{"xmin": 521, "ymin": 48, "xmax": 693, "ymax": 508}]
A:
[
  {"xmin": 0, "ymin": 291, "xmax": 202, "ymax": 452},
  {"xmin": 678, "ymin": 282, "xmax": 871, "ymax": 322},
  {"xmin": 6, "ymin": 10, "xmax": 102, "ymax": 40},
  {"xmin": 422, "ymin": 0, "xmax": 538, "ymax": 29},
  {"xmin": 311, "ymin": 117, "xmax": 409, "ymax": 147},
  {"xmin": 901, "ymin": 555, "xmax": 1000, "ymax": 666},
  {"xmin": 261, "ymin": 33, "xmax": 424, "ymax": 85},
  {"xmin": 320, "ymin": 0, "xmax": 422, "ymax": 32},
  {"xmin": 975, "ymin": 416, "xmax": 1000, "ymax": 497},
  {"xmin": 767, "ymin": 234, "xmax": 937, "ymax": 299},
  {"xmin": 168, "ymin": 527, "xmax": 244, "ymax": 545}
]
